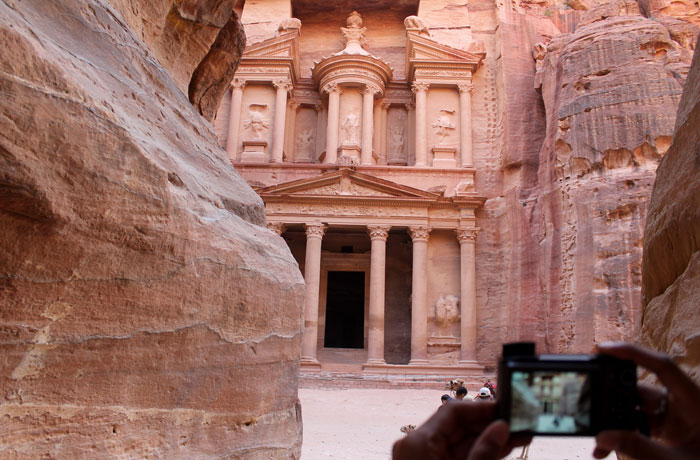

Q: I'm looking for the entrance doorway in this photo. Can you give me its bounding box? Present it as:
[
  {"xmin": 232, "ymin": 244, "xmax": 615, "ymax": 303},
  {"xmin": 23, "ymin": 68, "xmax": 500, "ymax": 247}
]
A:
[{"xmin": 323, "ymin": 271, "xmax": 365, "ymax": 349}]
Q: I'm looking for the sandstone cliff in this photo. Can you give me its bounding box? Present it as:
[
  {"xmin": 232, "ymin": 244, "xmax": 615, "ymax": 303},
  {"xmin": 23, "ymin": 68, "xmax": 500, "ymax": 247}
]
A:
[
  {"xmin": 638, "ymin": 38, "xmax": 700, "ymax": 383},
  {"xmin": 477, "ymin": 0, "xmax": 698, "ymax": 362},
  {"xmin": 0, "ymin": 1, "xmax": 304, "ymax": 458}
]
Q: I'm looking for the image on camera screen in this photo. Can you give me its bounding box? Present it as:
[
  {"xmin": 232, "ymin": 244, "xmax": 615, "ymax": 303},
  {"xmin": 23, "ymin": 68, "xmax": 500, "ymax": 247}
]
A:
[{"xmin": 510, "ymin": 370, "xmax": 591, "ymax": 434}]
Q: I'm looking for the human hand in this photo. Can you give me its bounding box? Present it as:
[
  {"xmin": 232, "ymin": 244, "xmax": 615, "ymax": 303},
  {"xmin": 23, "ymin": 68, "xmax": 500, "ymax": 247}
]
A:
[
  {"xmin": 593, "ymin": 342, "xmax": 700, "ymax": 460},
  {"xmin": 392, "ymin": 400, "xmax": 530, "ymax": 460}
]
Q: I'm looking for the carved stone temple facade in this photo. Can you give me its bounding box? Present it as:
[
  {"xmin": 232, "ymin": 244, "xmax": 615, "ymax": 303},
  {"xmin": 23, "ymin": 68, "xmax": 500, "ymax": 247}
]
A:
[{"xmin": 215, "ymin": 2, "xmax": 490, "ymax": 375}]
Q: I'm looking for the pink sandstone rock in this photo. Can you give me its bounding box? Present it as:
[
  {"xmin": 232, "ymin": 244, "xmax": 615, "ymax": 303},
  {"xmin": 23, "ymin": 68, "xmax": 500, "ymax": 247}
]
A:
[
  {"xmin": 0, "ymin": 0, "xmax": 304, "ymax": 458},
  {"xmin": 639, "ymin": 37, "xmax": 700, "ymax": 383}
]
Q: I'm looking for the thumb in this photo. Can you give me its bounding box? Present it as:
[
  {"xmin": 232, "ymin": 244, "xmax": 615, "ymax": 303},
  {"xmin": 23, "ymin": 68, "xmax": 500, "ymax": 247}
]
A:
[
  {"xmin": 596, "ymin": 430, "xmax": 672, "ymax": 460},
  {"xmin": 467, "ymin": 420, "xmax": 510, "ymax": 460}
]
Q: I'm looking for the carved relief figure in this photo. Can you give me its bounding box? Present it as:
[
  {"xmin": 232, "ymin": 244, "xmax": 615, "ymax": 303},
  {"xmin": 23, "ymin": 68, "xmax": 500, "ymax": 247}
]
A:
[
  {"xmin": 391, "ymin": 125, "xmax": 405, "ymax": 153},
  {"xmin": 434, "ymin": 294, "xmax": 460, "ymax": 327},
  {"xmin": 296, "ymin": 129, "xmax": 314, "ymax": 156},
  {"xmin": 432, "ymin": 110, "xmax": 456, "ymax": 144},
  {"xmin": 243, "ymin": 104, "xmax": 270, "ymax": 138},
  {"xmin": 403, "ymin": 15, "xmax": 430, "ymax": 37},
  {"xmin": 342, "ymin": 112, "xmax": 360, "ymax": 144}
]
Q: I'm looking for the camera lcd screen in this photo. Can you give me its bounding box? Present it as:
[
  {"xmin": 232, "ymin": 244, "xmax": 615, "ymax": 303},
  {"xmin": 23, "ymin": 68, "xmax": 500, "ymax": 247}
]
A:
[{"xmin": 510, "ymin": 370, "xmax": 591, "ymax": 434}]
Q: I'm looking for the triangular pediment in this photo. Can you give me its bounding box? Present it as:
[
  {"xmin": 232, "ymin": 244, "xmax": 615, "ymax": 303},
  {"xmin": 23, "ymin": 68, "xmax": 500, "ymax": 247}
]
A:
[
  {"xmin": 406, "ymin": 33, "xmax": 484, "ymax": 65},
  {"xmin": 243, "ymin": 30, "xmax": 299, "ymax": 59},
  {"xmin": 258, "ymin": 169, "xmax": 440, "ymax": 199}
]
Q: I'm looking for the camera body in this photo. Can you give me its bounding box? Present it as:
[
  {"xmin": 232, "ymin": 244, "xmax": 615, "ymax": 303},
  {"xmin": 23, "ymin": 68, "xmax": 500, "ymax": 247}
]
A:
[{"xmin": 498, "ymin": 342, "xmax": 647, "ymax": 436}]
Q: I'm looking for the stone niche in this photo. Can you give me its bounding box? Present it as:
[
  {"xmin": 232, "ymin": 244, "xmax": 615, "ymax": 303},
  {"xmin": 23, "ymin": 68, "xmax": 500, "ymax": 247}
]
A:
[
  {"xmin": 427, "ymin": 87, "xmax": 460, "ymax": 167},
  {"xmin": 293, "ymin": 106, "xmax": 319, "ymax": 163},
  {"xmin": 239, "ymin": 83, "xmax": 276, "ymax": 162},
  {"xmin": 338, "ymin": 87, "xmax": 363, "ymax": 160},
  {"xmin": 387, "ymin": 105, "xmax": 408, "ymax": 165}
]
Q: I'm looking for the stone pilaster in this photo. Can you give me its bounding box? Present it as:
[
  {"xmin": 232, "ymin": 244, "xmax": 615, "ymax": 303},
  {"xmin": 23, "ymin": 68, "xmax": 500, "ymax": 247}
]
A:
[
  {"xmin": 366, "ymin": 225, "xmax": 391, "ymax": 365},
  {"xmin": 412, "ymin": 81, "xmax": 430, "ymax": 167},
  {"xmin": 455, "ymin": 227, "xmax": 479, "ymax": 363},
  {"xmin": 458, "ymin": 82, "xmax": 474, "ymax": 167},
  {"xmin": 225, "ymin": 79, "xmax": 245, "ymax": 161},
  {"xmin": 301, "ymin": 223, "xmax": 327, "ymax": 367},
  {"xmin": 271, "ymin": 79, "xmax": 292, "ymax": 163},
  {"xmin": 324, "ymin": 83, "xmax": 342, "ymax": 164},
  {"xmin": 408, "ymin": 225, "xmax": 431, "ymax": 364}
]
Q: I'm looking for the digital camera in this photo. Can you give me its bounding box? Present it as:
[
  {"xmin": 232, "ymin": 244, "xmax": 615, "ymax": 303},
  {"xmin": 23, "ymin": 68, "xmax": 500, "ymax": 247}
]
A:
[{"xmin": 497, "ymin": 342, "xmax": 648, "ymax": 436}]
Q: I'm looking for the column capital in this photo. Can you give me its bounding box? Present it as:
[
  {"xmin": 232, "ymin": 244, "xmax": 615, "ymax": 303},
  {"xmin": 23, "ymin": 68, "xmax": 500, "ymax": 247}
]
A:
[
  {"xmin": 455, "ymin": 227, "xmax": 479, "ymax": 243},
  {"xmin": 380, "ymin": 101, "xmax": 391, "ymax": 110},
  {"xmin": 272, "ymin": 79, "xmax": 293, "ymax": 92},
  {"xmin": 288, "ymin": 99, "xmax": 300, "ymax": 111},
  {"xmin": 408, "ymin": 225, "xmax": 432, "ymax": 242},
  {"xmin": 305, "ymin": 223, "xmax": 327, "ymax": 239},
  {"xmin": 411, "ymin": 81, "xmax": 430, "ymax": 94},
  {"xmin": 231, "ymin": 79, "xmax": 246, "ymax": 90},
  {"xmin": 267, "ymin": 222, "xmax": 286, "ymax": 235},
  {"xmin": 313, "ymin": 103, "xmax": 324, "ymax": 113},
  {"xmin": 363, "ymin": 84, "xmax": 381, "ymax": 96},
  {"xmin": 457, "ymin": 82, "xmax": 474, "ymax": 95},
  {"xmin": 367, "ymin": 225, "xmax": 391, "ymax": 241},
  {"xmin": 323, "ymin": 82, "xmax": 342, "ymax": 95},
  {"xmin": 405, "ymin": 102, "xmax": 415, "ymax": 111}
]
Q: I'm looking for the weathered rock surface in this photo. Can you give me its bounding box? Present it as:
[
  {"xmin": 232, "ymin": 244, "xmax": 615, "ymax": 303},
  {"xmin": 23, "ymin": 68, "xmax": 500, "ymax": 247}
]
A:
[
  {"xmin": 477, "ymin": 0, "xmax": 697, "ymax": 362},
  {"xmin": 0, "ymin": 0, "xmax": 304, "ymax": 458},
  {"xmin": 638, "ymin": 38, "xmax": 700, "ymax": 382}
]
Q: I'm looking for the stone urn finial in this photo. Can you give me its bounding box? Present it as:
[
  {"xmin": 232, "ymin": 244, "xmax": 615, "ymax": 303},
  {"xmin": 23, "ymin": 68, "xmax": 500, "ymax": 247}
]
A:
[{"xmin": 339, "ymin": 11, "xmax": 369, "ymax": 56}]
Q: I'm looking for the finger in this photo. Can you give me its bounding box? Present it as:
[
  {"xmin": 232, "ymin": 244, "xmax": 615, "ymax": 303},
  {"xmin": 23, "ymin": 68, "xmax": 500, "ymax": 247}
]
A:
[
  {"xmin": 597, "ymin": 342, "xmax": 700, "ymax": 404},
  {"xmin": 592, "ymin": 446, "xmax": 611, "ymax": 459},
  {"xmin": 596, "ymin": 430, "xmax": 673, "ymax": 460},
  {"xmin": 466, "ymin": 420, "xmax": 510, "ymax": 460}
]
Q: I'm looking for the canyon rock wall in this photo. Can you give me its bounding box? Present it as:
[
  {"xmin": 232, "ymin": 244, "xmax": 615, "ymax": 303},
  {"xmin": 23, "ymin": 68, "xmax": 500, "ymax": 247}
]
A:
[
  {"xmin": 638, "ymin": 39, "xmax": 700, "ymax": 382},
  {"xmin": 478, "ymin": 0, "xmax": 698, "ymax": 363},
  {"xmin": 0, "ymin": 0, "xmax": 304, "ymax": 458}
]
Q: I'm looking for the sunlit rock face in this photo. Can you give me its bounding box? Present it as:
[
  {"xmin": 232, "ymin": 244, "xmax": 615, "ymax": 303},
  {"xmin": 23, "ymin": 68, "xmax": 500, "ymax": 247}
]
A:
[
  {"xmin": 639, "ymin": 38, "xmax": 700, "ymax": 383},
  {"xmin": 0, "ymin": 1, "xmax": 304, "ymax": 458},
  {"xmin": 478, "ymin": 0, "xmax": 697, "ymax": 361}
]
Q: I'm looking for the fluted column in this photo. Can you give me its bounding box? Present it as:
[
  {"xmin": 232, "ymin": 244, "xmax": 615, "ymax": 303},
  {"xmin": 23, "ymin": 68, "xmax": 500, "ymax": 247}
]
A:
[
  {"xmin": 458, "ymin": 82, "xmax": 474, "ymax": 167},
  {"xmin": 271, "ymin": 79, "xmax": 292, "ymax": 163},
  {"xmin": 301, "ymin": 223, "xmax": 327, "ymax": 365},
  {"xmin": 324, "ymin": 83, "xmax": 341, "ymax": 164},
  {"xmin": 412, "ymin": 81, "xmax": 430, "ymax": 166},
  {"xmin": 225, "ymin": 79, "xmax": 245, "ymax": 161},
  {"xmin": 366, "ymin": 225, "xmax": 391, "ymax": 365},
  {"xmin": 361, "ymin": 85, "xmax": 379, "ymax": 165},
  {"xmin": 456, "ymin": 227, "xmax": 479, "ymax": 363},
  {"xmin": 408, "ymin": 225, "xmax": 431, "ymax": 364}
]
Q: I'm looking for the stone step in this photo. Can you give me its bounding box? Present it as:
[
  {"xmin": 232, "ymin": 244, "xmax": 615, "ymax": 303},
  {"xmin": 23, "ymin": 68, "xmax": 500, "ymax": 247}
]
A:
[{"xmin": 299, "ymin": 371, "xmax": 496, "ymax": 391}]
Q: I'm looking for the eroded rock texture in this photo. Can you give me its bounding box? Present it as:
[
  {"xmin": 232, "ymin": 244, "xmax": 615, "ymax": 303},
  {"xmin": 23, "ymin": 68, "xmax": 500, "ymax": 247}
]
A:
[
  {"xmin": 478, "ymin": 0, "xmax": 697, "ymax": 362},
  {"xmin": 639, "ymin": 39, "xmax": 700, "ymax": 383},
  {"xmin": 0, "ymin": 0, "xmax": 304, "ymax": 458}
]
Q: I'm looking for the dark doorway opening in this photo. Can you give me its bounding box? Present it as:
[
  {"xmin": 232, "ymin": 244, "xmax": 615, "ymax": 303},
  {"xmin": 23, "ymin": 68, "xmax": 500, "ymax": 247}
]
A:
[{"xmin": 324, "ymin": 271, "xmax": 365, "ymax": 348}]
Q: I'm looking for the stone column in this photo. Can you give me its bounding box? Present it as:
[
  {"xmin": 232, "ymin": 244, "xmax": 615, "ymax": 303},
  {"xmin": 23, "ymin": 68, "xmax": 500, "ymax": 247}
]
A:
[
  {"xmin": 225, "ymin": 79, "xmax": 245, "ymax": 161},
  {"xmin": 361, "ymin": 85, "xmax": 378, "ymax": 165},
  {"xmin": 301, "ymin": 223, "xmax": 327, "ymax": 365},
  {"xmin": 314, "ymin": 103, "xmax": 325, "ymax": 163},
  {"xmin": 408, "ymin": 225, "xmax": 431, "ymax": 365},
  {"xmin": 458, "ymin": 82, "xmax": 474, "ymax": 167},
  {"xmin": 366, "ymin": 225, "xmax": 391, "ymax": 365},
  {"xmin": 372, "ymin": 101, "xmax": 381, "ymax": 156},
  {"xmin": 324, "ymin": 83, "xmax": 341, "ymax": 164},
  {"xmin": 456, "ymin": 227, "xmax": 478, "ymax": 363},
  {"xmin": 406, "ymin": 102, "xmax": 415, "ymax": 165},
  {"xmin": 267, "ymin": 222, "xmax": 286, "ymax": 235},
  {"xmin": 271, "ymin": 79, "xmax": 292, "ymax": 163},
  {"xmin": 412, "ymin": 81, "xmax": 430, "ymax": 167}
]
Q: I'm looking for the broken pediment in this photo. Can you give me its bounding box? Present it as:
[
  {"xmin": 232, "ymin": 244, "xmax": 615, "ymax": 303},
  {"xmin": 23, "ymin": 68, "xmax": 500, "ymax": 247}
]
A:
[
  {"xmin": 406, "ymin": 33, "xmax": 485, "ymax": 82},
  {"xmin": 239, "ymin": 27, "xmax": 301, "ymax": 81},
  {"xmin": 257, "ymin": 169, "xmax": 440, "ymax": 200}
]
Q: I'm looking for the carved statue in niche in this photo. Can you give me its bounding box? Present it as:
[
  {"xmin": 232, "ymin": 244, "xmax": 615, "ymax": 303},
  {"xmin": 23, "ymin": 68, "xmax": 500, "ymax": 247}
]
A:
[
  {"xmin": 342, "ymin": 112, "xmax": 360, "ymax": 144},
  {"xmin": 391, "ymin": 125, "xmax": 405, "ymax": 153},
  {"xmin": 432, "ymin": 110, "xmax": 456, "ymax": 144},
  {"xmin": 434, "ymin": 294, "xmax": 460, "ymax": 327},
  {"xmin": 243, "ymin": 104, "xmax": 270, "ymax": 139},
  {"xmin": 296, "ymin": 129, "xmax": 314, "ymax": 158}
]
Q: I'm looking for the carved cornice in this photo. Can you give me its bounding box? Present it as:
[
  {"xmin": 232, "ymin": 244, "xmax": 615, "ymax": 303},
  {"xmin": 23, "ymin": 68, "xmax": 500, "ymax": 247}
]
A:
[
  {"xmin": 455, "ymin": 227, "xmax": 479, "ymax": 243},
  {"xmin": 367, "ymin": 225, "xmax": 391, "ymax": 240},
  {"xmin": 305, "ymin": 222, "xmax": 327, "ymax": 239},
  {"xmin": 408, "ymin": 225, "xmax": 432, "ymax": 242},
  {"xmin": 267, "ymin": 222, "xmax": 287, "ymax": 235},
  {"xmin": 411, "ymin": 81, "xmax": 430, "ymax": 94}
]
